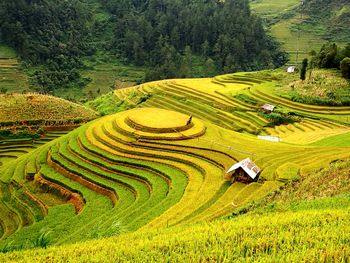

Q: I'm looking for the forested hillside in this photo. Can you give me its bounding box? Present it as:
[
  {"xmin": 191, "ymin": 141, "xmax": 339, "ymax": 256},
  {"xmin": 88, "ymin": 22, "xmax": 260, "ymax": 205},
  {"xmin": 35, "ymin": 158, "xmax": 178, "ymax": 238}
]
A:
[
  {"xmin": 101, "ymin": 0, "xmax": 286, "ymax": 80},
  {"xmin": 0, "ymin": 0, "xmax": 286, "ymax": 93},
  {"xmin": 0, "ymin": 0, "xmax": 92, "ymax": 93}
]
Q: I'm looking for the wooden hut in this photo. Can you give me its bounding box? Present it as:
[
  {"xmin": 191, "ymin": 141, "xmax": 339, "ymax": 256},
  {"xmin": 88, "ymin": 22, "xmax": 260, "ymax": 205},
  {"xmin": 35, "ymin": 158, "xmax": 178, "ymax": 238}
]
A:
[
  {"xmin": 226, "ymin": 158, "xmax": 261, "ymax": 184},
  {"xmin": 287, "ymin": 66, "xmax": 296, "ymax": 73}
]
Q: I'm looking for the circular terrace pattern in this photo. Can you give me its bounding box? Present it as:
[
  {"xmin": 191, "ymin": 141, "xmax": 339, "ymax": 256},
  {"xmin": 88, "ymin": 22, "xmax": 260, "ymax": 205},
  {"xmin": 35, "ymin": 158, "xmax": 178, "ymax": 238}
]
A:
[
  {"xmin": 128, "ymin": 108, "xmax": 191, "ymax": 130},
  {"xmin": 118, "ymin": 108, "xmax": 206, "ymax": 140}
]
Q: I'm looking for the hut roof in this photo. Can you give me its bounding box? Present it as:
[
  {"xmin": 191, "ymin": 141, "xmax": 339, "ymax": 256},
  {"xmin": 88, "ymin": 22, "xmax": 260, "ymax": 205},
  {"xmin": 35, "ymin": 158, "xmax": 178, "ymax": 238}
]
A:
[
  {"xmin": 227, "ymin": 158, "xmax": 261, "ymax": 179},
  {"xmin": 261, "ymin": 103, "xmax": 275, "ymax": 112},
  {"xmin": 287, "ymin": 66, "xmax": 296, "ymax": 73}
]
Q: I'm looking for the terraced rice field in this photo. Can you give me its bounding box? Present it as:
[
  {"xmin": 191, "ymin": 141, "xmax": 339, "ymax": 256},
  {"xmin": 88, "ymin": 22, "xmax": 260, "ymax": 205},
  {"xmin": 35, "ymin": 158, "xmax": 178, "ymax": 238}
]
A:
[
  {"xmin": 1, "ymin": 97, "xmax": 350, "ymax": 248},
  {"xmin": 0, "ymin": 45, "xmax": 28, "ymax": 92},
  {"xmin": 3, "ymin": 195, "xmax": 350, "ymax": 262},
  {"xmin": 0, "ymin": 72, "xmax": 350, "ymax": 250},
  {"xmin": 117, "ymin": 72, "xmax": 350, "ymax": 142},
  {"xmin": 0, "ymin": 131, "xmax": 71, "ymax": 167}
]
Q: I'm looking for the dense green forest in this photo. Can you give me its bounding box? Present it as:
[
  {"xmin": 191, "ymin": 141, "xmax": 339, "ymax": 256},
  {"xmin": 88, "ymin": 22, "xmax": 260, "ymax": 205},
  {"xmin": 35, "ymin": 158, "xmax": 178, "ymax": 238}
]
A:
[
  {"xmin": 102, "ymin": 0, "xmax": 287, "ymax": 80},
  {"xmin": 0, "ymin": 0, "xmax": 287, "ymax": 92},
  {"xmin": 0, "ymin": 0, "xmax": 93, "ymax": 92}
]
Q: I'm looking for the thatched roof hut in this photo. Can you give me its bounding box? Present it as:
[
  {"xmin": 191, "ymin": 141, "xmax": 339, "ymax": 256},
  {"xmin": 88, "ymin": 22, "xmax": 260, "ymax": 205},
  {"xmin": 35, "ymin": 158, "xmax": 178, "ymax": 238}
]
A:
[{"xmin": 226, "ymin": 158, "xmax": 261, "ymax": 183}]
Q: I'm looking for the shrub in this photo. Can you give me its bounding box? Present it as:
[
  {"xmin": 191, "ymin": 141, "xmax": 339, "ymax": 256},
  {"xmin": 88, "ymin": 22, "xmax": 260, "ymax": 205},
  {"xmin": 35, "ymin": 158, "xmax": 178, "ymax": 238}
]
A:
[
  {"xmin": 340, "ymin": 57, "xmax": 350, "ymax": 79},
  {"xmin": 259, "ymin": 110, "xmax": 298, "ymax": 126},
  {"xmin": 0, "ymin": 87, "xmax": 8, "ymax": 94}
]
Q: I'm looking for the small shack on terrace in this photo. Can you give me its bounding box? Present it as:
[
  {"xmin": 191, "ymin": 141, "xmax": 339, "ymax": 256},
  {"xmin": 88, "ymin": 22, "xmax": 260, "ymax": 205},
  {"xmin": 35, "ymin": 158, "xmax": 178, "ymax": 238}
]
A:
[
  {"xmin": 226, "ymin": 158, "xmax": 261, "ymax": 184},
  {"xmin": 261, "ymin": 103, "xmax": 275, "ymax": 113},
  {"xmin": 287, "ymin": 66, "xmax": 296, "ymax": 73}
]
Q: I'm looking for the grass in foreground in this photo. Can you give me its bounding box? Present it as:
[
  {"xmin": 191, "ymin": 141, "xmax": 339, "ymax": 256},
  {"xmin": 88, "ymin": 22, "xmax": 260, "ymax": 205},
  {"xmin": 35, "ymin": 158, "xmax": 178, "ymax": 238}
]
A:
[{"xmin": 1, "ymin": 197, "xmax": 348, "ymax": 262}]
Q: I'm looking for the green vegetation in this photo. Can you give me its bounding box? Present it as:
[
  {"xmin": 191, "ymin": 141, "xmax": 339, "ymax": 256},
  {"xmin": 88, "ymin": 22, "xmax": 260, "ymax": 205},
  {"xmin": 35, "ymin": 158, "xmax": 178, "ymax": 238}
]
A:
[
  {"xmin": 0, "ymin": 44, "xmax": 16, "ymax": 59},
  {"xmin": 0, "ymin": 131, "xmax": 71, "ymax": 168},
  {"xmin": 265, "ymin": 69, "xmax": 350, "ymax": 107},
  {"xmin": 250, "ymin": 0, "xmax": 300, "ymax": 19},
  {"xmin": 0, "ymin": 0, "xmax": 92, "ymax": 93},
  {"xmin": 0, "ymin": 93, "xmax": 98, "ymax": 165},
  {"xmin": 302, "ymin": 0, "xmax": 350, "ymax": 43},
  {"xmin": 300, "ymin": 58, "xmax": 308, "ymax": 80},
  {"xmin": 102, "ymin": 0, "xmax": 286, "ymax": 80},
  {"xmin": 0, "ymin": 0, "xmax": 286, "ymax": 96},
  {"xmin": 340, "ymin": 57, "xmax": 350, "ymax": 79},
  {"xmin": 85, "ymin": 92, "xmax": 128, "ymax": 116},
  {"xmin": 310, "ymin": 131, "xmax": 350, "ymax": 147},
  {"xmin": 250, "ymin": 0, "xmax": 350, "ymax": 63},
  {"xmin": 1, "ymin": 1, "xmax": 350, "ymax": 260}
]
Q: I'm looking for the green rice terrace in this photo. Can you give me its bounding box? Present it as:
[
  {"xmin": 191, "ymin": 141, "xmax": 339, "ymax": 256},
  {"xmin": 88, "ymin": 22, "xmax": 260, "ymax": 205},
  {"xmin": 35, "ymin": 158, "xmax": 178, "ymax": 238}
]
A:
[
  {"xmin": 1, "ymin": 71, "xmax": 350, "ymax": 261},
  {"xmin": 0, "ymin": 93, "xmax": 99, "ymax": 169}
]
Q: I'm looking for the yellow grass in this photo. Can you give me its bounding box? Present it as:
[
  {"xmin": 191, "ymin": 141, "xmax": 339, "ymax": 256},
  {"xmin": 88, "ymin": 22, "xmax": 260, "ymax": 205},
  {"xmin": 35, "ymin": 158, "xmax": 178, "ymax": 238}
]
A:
[
  {"xmin": 0, "ymin": 59, "xmax": 18, "ymax": 68},
  {"xmin": 0, "ymin": 93, "xmax": 98, "ymax": 123},
  {"xmin": 127, "ymin": 108, "xmax": 191, "ymax": 129},
  {"xmin": 115, "ymin": 108, "xmax": 206, "ymax": 140}
]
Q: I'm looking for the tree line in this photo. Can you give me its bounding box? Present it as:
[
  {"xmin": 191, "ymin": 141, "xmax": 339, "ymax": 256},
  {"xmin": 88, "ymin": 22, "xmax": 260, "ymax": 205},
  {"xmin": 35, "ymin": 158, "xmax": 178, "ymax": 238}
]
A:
[{"xmin": 310, "ymin": 43, "xmax": 350, "ymax": 79}]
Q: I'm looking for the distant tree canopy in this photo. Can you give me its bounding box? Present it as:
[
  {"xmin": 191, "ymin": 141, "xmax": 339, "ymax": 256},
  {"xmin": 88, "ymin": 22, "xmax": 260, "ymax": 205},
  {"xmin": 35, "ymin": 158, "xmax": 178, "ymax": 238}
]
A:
[
  {"xmin": 0, "ymin": 0, "xmax": 92, "ymax": 92},
  {"xmin": 101, "ymin": 0, "xmax": 287, "ymax": 80},
  {"xmin": 0, "ymin": 0, "xmax": 287, "ymax": 89}
]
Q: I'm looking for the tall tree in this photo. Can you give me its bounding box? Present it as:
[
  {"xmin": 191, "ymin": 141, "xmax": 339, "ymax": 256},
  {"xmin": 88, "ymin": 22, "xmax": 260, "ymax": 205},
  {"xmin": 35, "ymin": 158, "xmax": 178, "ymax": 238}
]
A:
[{"xmin": 300, "ymin": 58, "xmax": 308, "ymax": 81}]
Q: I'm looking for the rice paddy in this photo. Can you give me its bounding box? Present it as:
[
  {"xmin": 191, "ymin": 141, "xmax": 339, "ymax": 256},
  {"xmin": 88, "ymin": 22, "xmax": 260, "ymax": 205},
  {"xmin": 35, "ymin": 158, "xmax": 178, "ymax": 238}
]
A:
[{"xmin": 0, "ymin": 70, "xmax": 350, "ymax": 259}]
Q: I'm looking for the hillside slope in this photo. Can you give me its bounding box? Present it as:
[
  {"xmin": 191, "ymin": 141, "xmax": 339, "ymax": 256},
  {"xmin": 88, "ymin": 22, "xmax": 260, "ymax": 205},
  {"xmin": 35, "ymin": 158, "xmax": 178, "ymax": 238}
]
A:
[
  {"xmin": 1, "ymin": 190, "xmax": 349, "ymax": 261},
  {"xmin": 0, "ymin": 94, "xmax": 98, "ymax": 167},
  {"xmin": 0, "ymin": 0, "xmax": 286, "ymax": 97},
  {"xmin": 250, "ymin": 0, "xmax": 350, "ymax": 63}
]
